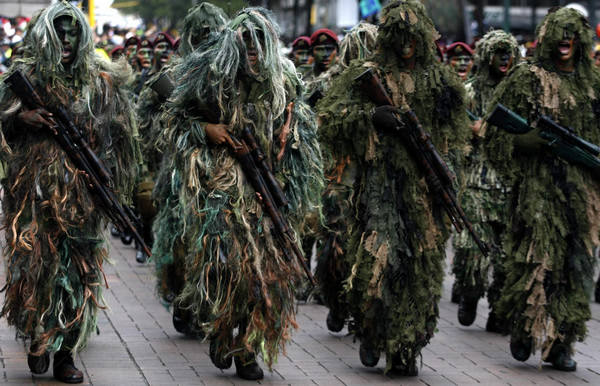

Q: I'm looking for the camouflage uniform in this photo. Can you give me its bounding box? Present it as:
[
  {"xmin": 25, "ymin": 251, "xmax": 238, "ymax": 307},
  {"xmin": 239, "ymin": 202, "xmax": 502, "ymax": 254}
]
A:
[
  {"xmin": 451, "ymin": 30, "xmax": 520, "ymax": 330},
  {"xmin": 486, "ymin": 7, "xmax": 600, "ymax": 371},
  {"xmin": 317, "ymin": 0, "xmax": 469, "ymax": 374}
]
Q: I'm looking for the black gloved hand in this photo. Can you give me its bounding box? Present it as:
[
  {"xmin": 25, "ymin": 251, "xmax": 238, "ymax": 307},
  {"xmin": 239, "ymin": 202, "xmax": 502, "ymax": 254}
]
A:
[{"xmin": 372, "ymin": 105, "xmax": 402, "ymax": 132}]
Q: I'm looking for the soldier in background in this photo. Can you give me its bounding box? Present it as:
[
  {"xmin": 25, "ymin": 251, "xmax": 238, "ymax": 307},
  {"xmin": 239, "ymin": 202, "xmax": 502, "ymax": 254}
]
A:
[
  {"xmin": 446, "ymin": 41, "xmax": 474, "ymax": 81},
  {"xmin": 290, "ymin": 35, "xmax": 313, "ymax": 77}
]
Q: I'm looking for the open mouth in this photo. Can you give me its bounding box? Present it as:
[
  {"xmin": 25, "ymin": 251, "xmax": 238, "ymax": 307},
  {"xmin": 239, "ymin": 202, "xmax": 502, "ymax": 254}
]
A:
[
  {"xmin": 247, "ymin": 50, "xmax": 258, "ymax": 65},
  {"xmin": 498, "ymin": 63, "xmax": 509, "ymax": 72},
  {"xmin": 558, "ymin": 41, "xmax": 572, "ymax": 55},
  {"xmin": 62, "ymin": 45, "xmax": 72, "ymax": 59}
]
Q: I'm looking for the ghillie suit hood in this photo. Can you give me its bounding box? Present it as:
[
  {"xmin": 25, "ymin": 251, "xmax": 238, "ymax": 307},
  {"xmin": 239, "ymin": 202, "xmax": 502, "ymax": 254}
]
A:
[
  {"xmin": 338, "ymin": 22, "xmax": 378, "ymax": 69},
  {"xmin": 172, "ymin": 7, "xmax": 291, "ymax": 128},
  {"xmin": 534, "ymin": 6, "xmax": 594, "ymax": 77},
  {"xmin": 154, "ymin": 7, "xmax": 323, "ymax": 368},
  {"xmin": 473, "ymin": 30, "xmax": 520, "ymax": 85},
  {"xmin": 0, "ymin": 0, "xmax": 140, "ymax": 355},
  {"xmin": 178, "ymin": 2, "xmax": 229, "ymax": 57},
  {"xmin": 483, "ymin": 5, "xmax": 600, "ymax": 362},
  {"xmin": 18, "ymin": 0, "xmax": 94, "ymax": 84},
  {"xmin": 376, "ymin": 0, "xmax": 440, "ymax": 67}
]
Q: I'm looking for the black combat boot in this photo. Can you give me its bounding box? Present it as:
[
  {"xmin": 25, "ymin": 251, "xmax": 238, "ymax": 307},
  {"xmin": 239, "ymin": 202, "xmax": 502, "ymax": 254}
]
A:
[
  {"xmin": 359, "ymin": 341, "xmax": 380, "ymax": 367},
  {"xmin": 545, "ymin": 343, "xmax": 577, "ymax": 372},
  {"xmin": 234, "ymin": 352, "xmax": 264, "ymax": 380},
  {"xmin": 209, "ymin": 336, "xmax": 232, "ymax": 369},
  {"xmin": 27, "ymin": 343, "xmax": 50, "ymax": 375},
  {"xmin": 509, "ymin": 336, "xmax": 532, "ymax": 362},
  {"xmin": 53, "ymin": 350, "xmax": 83, "ymax": 384},
  {"xmin": 391, "ymin": 353, "xmax": 418, "ymax": 376},
  {"xmin": 457, "ymin": 295, "xmax": 478, "ymax": 326},
  {"xmin": 485, "ymin": 311, "xmax": 508, "ymax": 334},
  {"xmin": 326, "ymin": 310, "xmax": 345, "ymax": 332}
]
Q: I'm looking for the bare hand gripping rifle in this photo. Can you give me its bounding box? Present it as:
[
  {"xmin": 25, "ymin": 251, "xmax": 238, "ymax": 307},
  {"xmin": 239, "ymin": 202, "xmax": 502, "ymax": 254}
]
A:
[
  {"xmin": 227, "ymin": 126, "xmax": 316, "ymax": 286},
  {"xmin": 5, "ymin": 70, "xmax": 152, "ymax": 257},
  {"xmin": 355, "ymin": 68, "xmax": 489, "ymax": 257}
]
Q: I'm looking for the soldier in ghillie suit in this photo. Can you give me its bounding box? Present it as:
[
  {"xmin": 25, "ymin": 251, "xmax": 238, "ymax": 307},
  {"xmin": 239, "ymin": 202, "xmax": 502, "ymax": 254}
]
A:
[
  {"xmin": 446, "ymin": 41, "xmax": 474, "ymax": 81},
  {"xmin": 148, "ymin": 1, "xmax": 229, "ymax": 336},
  {"xmin": 290, "ymin": 36, "xmax": 313, "ymax": 77},
  {"xmin": 317, "ymin": 0, "xmax": 469, "ymax": 375},
  {"xmin": 304, "ymin": 28, "xmax": 339, "ymax": 103},
  {"xmin": 485, "ymin": 6, "xmax": 600, "ymax": 371},
  {"xmin": 160, "ymin": 7, "xmax": 323, "ymax": 380},
  {"xmin": 0, "ymin": 1, "xmax": 139, "ymax": 383},
  {"xmin": 314, "ymin": 20, "xmax": 378, "ymax": 333},
  {"xmin": 452, "ymin": 29, "xmax": 520, "ymax": 332}
]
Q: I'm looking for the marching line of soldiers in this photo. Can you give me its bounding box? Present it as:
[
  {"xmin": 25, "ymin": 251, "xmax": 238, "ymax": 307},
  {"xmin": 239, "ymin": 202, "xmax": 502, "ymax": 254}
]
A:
[{"xmin": 0, "ymin": 0, "xmax": 599, "ymax": 383}]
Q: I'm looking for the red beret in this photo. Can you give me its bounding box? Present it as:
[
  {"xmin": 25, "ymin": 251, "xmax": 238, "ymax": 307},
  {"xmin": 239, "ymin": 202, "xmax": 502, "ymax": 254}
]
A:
[
  {"xmin": 445, "ymin": 42, "xmax": 474, "ymax": 57},
  {"xmin": 110, "ymin": 46, "xmax": 124, "ymax": 57},
  {"xmin": 124, "ymin": 36, "xmax": 141, "ymax": 49},
  {"xmin": 292, "ymin": 36, "xmax": 311, "ymax": 50},
  {"xmin": 153, "ymin": 32, "xmax": 175, "ymax": 49},
  {"xmin": 310, "ymin": 28, "xmax": 339, "ymax": 47}
]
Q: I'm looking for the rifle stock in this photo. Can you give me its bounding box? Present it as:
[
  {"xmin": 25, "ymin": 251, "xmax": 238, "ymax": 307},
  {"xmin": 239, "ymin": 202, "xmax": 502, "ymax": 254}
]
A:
[
  {"xmin": 355, "ymin": 68, "xmax": 489, "ymax": 257},
  {"xmin": 5, "ymin": 70, "xmax": 151, "ymax": 258}
]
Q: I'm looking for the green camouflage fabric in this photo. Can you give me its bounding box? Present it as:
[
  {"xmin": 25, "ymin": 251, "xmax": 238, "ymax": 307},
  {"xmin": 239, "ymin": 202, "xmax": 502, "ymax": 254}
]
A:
[
  {"xmin": 452, "ymin": 30, "xmax": 520, "ymax": 310},
  {"xmin": 147, "ymin": 3, "xmax": 229, "ymax": 310},
  {"xmin": 314, "ymin": 21, "xmax": 378, "ymax": 323},
  {"xmin": 317, "ymin": 0, "xmax": 469, "ymax": 372},
  {"xmin": 155, "ymin": 7, "xmax": 323, "ymax": 368},
  {"xmin": 0, "ymin": 1, "xmax": 140, "ymax": 354},
  {"xmin": 485, "ymin": 7, "xmax": 600, "ymax": 359}
]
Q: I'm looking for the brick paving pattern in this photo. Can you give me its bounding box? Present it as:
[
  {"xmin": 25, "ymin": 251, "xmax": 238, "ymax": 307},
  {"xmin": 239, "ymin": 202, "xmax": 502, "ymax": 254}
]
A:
[{"xmin": 0, "ymin": 237, "xmax": 599, "ymax": 385}]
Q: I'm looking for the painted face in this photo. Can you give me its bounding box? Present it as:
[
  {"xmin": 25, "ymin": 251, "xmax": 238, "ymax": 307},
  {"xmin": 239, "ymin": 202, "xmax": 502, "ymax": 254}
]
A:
[
  {"xmin": 242, "ymin": 29, "xmax": 264, "ymax": 75},
  {"xmin": 125, "ymin": 44, "xmax": 137, "ymax": 64},
  {"xmin": 137, "ymin": 47, "xmax": 153, "ymax": 69},
  {"xmin": 490, "ymin": 47, "xmax": 514, "ymax": 78},
  {"xmin": 293, "ymin": 48, "xmax": 311, "ymax": 66},
  {"xmin": 393, "ymin": 38, "xmax": 416, "ymax": 60},
  {"xmin": 154, "ymin": 41, "xmax": 172, "ymax": 68},
  {"xmin": 312, "ymin": 43, "xmax": 337, "ymax": 71},
  {"xmin": 594, "ymin": 51, "xmax": 600, "ymax": 67},
  {"xmin": 554, "ymin": 29, "xmax": 576, "ymax": 72},
  {"xmin": 190, "ymin": 26, "xmax": 211, "ymax": 49},
  {"xmin": 449, "ymin": 55, "xmax": 473, "ymax": 80},
  {"xmin": 53, "ymin": 16, "xmax": 79, "ymax": 66}
]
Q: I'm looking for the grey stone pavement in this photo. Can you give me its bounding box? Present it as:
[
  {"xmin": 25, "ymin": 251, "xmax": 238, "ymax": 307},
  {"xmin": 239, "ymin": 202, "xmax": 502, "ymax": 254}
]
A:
[{"xmin": 0, "ymin": 237, "xmax": 600, "ymax": 385}]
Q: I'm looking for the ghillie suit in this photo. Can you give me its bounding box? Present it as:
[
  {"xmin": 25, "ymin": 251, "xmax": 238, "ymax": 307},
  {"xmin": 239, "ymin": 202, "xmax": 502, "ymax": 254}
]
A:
[
  {"xmin": 142, "ymin": 3, "xmax": 228, "ymax": 308},
  {"xmin": 485, "ymin": 7, "xmax": 600, "ymax": 366},
  {"xmin": 318, "ymin": 0, "xmax": 469, "ymax": 373},
  {"xmin": 0, "ymin": 1, "xmax": 139, "ymax": 355},
  {"xmin": 160, "ymin": 7, "xmax": 323, "ymax": 371},
  {"xmin": 451, "ymin": 29, "xmax": 520, "ymax": 329},
  {"xmin": 313, "ymin": 21, "xmax": 378, "ymax": 331}
]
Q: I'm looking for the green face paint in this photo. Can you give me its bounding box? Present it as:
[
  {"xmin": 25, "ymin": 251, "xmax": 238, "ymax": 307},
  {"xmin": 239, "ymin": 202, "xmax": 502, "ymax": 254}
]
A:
[
  {"xmin": 154, "ymin": 41, "xmax": 172, "ymax": 69},
  {"xmin": 449, "ymin": 55, "xmax": 473, "ymax": 80},
  {"xmin": 293, "ymin": 48, "xmax": 311, "ymax": 66},
  {"xmin": 138, "ymin": 47, "xmax": 153, "ymax": 69},
  {"xmin": 53, "ymin": 16, "xmax": 79, "ymax": 66},
  {"xmin": 490, "ymin": 47, "xmax": 514, "ymax": 79},
  {"xmin": 313, "ymin": 44, "xmax": 337, "ymax": 72}
]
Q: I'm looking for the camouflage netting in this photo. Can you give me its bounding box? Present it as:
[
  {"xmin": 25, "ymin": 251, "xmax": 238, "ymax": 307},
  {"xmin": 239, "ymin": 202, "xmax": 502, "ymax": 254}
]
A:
[
  {"xmin": 178, "ymin": 2, "xmax": 229, "ymax": 57},
  {"xmin": 317, "ymin": 0, "xmax": 469, "ymax": 372},
  {"xmin": 313, "ymin": 21, "xmax": 378, "ymax": 322},
  {"xmin": 153, "ymin": 7, "xmax": 323, "ymax": 368},
  {"xmin": 451, "ymin": 29, "xmax": 520, "ymax": 306},
  {"xmin": 144, "ymin": 4, "xmax": 230, "ymax": 307},
  {"xmin": 484, "ymin": 6, "xmax": 600, "ymax": 359},
  {"xmin": 0, "ymin": 0, "xmax": 140, "ymax": 354}
]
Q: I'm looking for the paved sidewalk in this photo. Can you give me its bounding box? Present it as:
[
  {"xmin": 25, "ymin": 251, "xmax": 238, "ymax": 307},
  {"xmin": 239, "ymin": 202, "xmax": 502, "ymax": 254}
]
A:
[{"xmin": 0, "ymin": 237, "xmax": 599, "ymax": 385}]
